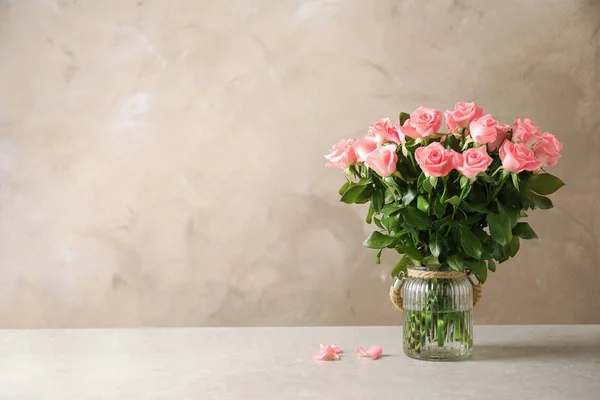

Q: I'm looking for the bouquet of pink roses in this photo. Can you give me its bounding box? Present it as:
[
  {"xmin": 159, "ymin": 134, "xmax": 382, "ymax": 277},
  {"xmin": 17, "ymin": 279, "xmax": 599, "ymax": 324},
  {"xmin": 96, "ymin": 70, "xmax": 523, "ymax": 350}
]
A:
[{"xmin": 325, "ymin": 102, "xmax": 564, "ymax": 283}]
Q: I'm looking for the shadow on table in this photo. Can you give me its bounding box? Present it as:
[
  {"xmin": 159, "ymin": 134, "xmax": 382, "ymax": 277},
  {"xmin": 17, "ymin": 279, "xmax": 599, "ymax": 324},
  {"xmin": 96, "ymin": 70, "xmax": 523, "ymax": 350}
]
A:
[{"xmin": 473, "ymin": 344, "xmax": 600, "ymax": 361}]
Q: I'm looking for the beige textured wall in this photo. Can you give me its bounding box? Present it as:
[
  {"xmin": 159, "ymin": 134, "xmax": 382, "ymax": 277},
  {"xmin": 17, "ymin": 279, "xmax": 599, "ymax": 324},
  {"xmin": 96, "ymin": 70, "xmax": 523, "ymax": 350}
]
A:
[{"xmin": 0, "ymin": 0, "xmax": 599, "ymax": 328}]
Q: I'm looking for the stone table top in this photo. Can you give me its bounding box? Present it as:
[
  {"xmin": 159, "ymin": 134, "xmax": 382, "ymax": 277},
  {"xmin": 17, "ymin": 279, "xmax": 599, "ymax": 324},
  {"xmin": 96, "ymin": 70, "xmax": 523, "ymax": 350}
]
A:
[{"xmin": 1, "ymin": 325, "xmax": 599, "ymax": 399}]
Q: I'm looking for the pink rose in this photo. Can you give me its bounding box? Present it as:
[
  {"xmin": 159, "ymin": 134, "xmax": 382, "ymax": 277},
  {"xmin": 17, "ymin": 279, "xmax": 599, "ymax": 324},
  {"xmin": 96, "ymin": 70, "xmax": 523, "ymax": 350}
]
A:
[
  {"xmin": 415, "ymin": 142, "xmax": 457, "ymax": 177},
  {"xmin": 398, "ymin": 106, "xmax": 443, "ymax": 139},
  {"xmin": 512, "ymin": 118, "xmax": 542, "ymax": 146},
  {"xmin": 534, "ymin": 132, "xmax": 562, "ymax": 167},
  {"xmin": 325, "ymin": 139, "xmax": 357, "ymax": 168},
  {"xmin": 454, "ymin": 146, "xmax": 493, "ymax": 178},
  {"xmin": 368, "ymin": 118, "xmax": 404, "ymax": 145},
  {"xmin": 488, "ymin": 123, "xmax": 511, "ymax": 151},
  {"xmin": 499, "ymin": 140, "xmax": 541, "ymax": 173},
  {"xmin": 353, "ymin": 135, "xmax": 378, "ymax": 162},
  {"xmin": 387, "ymin": 122, "xmax": 406, "ymax": 144},
  {"xmin": 365, "ymin": 144, "xmax": 398, "ymax": 177},
  {"xmin": 469, "ymin": 114, "xmax": 499, "ymax": 145},
  {"xmin": 445, "ymin": 102, "xmax": 484, "ymax": 132}
]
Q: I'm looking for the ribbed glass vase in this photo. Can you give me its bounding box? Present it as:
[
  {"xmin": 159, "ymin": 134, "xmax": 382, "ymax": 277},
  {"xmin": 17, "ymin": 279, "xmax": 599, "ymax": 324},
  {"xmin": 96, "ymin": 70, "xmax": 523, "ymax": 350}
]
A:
[{"xmin": 402, "ymin": 266, "xmax": 473, "ymax": 361}]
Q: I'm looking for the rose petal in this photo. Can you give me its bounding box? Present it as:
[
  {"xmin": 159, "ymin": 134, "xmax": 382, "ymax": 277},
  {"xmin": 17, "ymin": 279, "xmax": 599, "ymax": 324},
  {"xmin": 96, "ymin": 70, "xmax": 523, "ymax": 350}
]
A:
[
  {"xmin": 313, "ymin": 352, "xmax": 339, "ymax": 361},
  {"xmin": 356, "ymin": 345, "xmax": 383, "ymax": 360},
  {"xmin": 314, "ymin": 345, "xmax": 340, "ymax": 361},
  {"xmin": 356, "ymin": 346, "xmax": 369, "ymax": 357},
  {"xmin": 320, "ymin": 344, "xmax": 342, "ymax": 354},
  {"xmin": 366, "ymin": 345, "xmax": 383, "ymax": 360}
]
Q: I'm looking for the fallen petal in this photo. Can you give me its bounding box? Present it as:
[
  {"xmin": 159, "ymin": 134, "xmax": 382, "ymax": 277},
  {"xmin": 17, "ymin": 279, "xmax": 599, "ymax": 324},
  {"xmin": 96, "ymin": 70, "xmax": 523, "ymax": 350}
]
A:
[
  {"xmin": 313, "ymin": 352, "xmax": 340, "ymax": 361},
  {"xmin": 356, "ymin": 345, "xmax": 383, "ymax": 360},
  {"xmin": 320, "ymin": 344, "xmax": 342, "ymax": 354},
  {"xmin": 366, "ymin": 345, "xmax": 383, "ymax": 360},
  {"xmin": 314, "ymin": 345, "xmax": 340, "ymax": 361},
  {"xmin": 356, "ymin": 346, "xmax": 369, "ymax": 357}
]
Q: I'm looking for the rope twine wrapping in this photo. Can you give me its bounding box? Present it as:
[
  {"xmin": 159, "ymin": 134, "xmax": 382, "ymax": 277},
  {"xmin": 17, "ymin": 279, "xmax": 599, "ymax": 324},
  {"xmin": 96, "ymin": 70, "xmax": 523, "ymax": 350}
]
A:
[{"xmin": 389, "ymin": 269, "xmax": 483, "ymax": 311}]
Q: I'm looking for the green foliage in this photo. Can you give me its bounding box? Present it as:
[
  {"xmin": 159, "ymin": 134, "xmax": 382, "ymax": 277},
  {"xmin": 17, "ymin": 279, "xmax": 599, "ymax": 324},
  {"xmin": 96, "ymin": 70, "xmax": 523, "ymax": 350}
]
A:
[
  {"xmin": 446, "ymin": 254, "xmax": 464, "ymax": 272},
  {"xmin": 417, "ymin": 196, "xmax": 430, "ymax": 214},
  {"xmin": 527, "ymin": 192, "xmax": 553, "ymax": 210},
  {"xmin": 399, "ymin": 112, "xmax": 411, "ymax": 126},
  {"xmin": 487, "ymin": 212, "xmax": 512, "ymax": 246},
  {"xmin": 466, "ymin": 259, "xmax": 487, "ymax": 283},
  {"xmin": 513, "ymin": 222, "xmax": 538, "ymax": 240},
  {"xmin": 371, "ymin": 190, "xmax": 384, "ymax": 212},
  {"xmin": 363, "ymin": 231, "xmax": 397, "ymax": 249},
  {"xmin": 429, "ymin": 232, "xmax": 443, "ymax": 258},
  {"xmin": 460, "ymin": 225, "xmax": 483, "ymax": 260},
  {"xmin": 400, "ymin": 206, "xmax": 431, "ymax": 230},
  {"xmin": 525, "ymin": 173, "xmax": 565, "ymax": 195},
  {"xmin": 391, "ymin": 256, "xmax": 411, "ymax": 277},
  {"xmin": 340, "ymin": 184, "xmax": 372, "ymax": 204}
]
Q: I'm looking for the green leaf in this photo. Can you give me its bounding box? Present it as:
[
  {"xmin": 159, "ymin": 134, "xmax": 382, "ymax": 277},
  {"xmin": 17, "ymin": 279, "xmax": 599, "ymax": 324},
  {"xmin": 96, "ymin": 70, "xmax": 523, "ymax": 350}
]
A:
[
  {"xmin": 492, "ymin": 241, "xmax": 509, "ymax": 263},
  {"xmin": 417, "ymin": 172, "xmax": 427, "ymax": 187},
  {"xmin": 478, "ymin": 173, "xmax": 496, "ymax": 184},
  {"xmin": 340, "ymin": 184, "xmax": 372, "ymax": 204},
  {"xmin": 399, "ymin": 112, "xmax": 410, "ymax": 126},
  {"xmin": 462, "ymin": 215, "xmax": 482, "ymax": 225},
  {"xmin": 445, "ymin": 135, "xmax": 461, "ymax": 151},
  {"xmin": 467, "ymin": 182, "xmax": 486, "ymax": 204},
  {"xmin": 461, "ymin": 202, "xmax": 487, "ymax": 213},
  {"xmin": 429, "ymin": 232, "xmax": 443, "ymax": 258},
  {"xmin": 400, "ymin": 206, "xmax": 431, "ymax": 230},
  {"xmin": 381, "ymin": 215, "xmax": 391, "ymax": 232},
  {"xmin": 467, "ymin": 259, "xmax": 487, "ymax": 284},
  {"xmin": 500, "ymin": 189, "xmax": 524, "ymax": 210},
  {"xmin": 511, "ymin": 173, "xmax": 519, "ymax": 191},
  {"xmin": 402, "ymin": 187, "xmax": 417, "ymax": 206},
  {"xmin": 391, "ymin": 256, "xmax": 410, "ymax": 278},
  {"xmin": 488, "ymin": 259, "xmax": 497, "ymax": 272},
  {"xmin": 372, "ymin": 190, "xmax": 384, "ymax": 212},
  {"xmin": 363, "ymin": 231, "xmax": 397, "ymax": 249},
  {"xmin": 506, "ymin": 235, "xmax": 520, "ymax": 258},
  {"xmin": 487, "ymin": 212, "xmax": 512, "ymax": 246},
  {"xmin": 460, "ymin": 225, "xmax": 483, "ymax": 260},
  {"xmin": 373, "ymin": 217, "xmax": 384, "ymax": 230},
  {"xmin": 433, "ymin": 217, "xmax": 459, "ymax": 230},
  {"xmin": 375, "ymin": 249, "xmax": 382, "ymax": 264},
  {"xmin": 528, "ymin": 192, "xmax": 553, "ymax": 210},
  {"xmin": 434, "ymin": 198, "xmax": 446, "ymax": 219},
  {"xmin": 422, "ymin": 178, "xmax": 434, "ymax": 193},
  {"xmin": 402, "ymin": 243, "xmax": 424, "ymax": 261},
  {"xmin": 513, "ymin": 222, "xmax": 538, "ymax": 240},
  {"xmin": 406, "ymin": 227, "xmax": 420, "ymax": 246},
  {"xmin": 498, "ymin": 203, "xmax": 519, "ymax": 228},
  {"xmin": 338, "ymin": 181, "xmax": 351, "ymax": 195},
  {"xmin": 395, "ymin": 153, "xmax": 418, "ymax": 183},
  {"xmin": 429, "ymin": 175, "xmax": 438, "ymax": 189},
  {"xmin": 401, "ymin": 145, "xmax": 408, "ymax": 158},
  {"xmin": 365, "ymin": 205, "xmax": 375, "ymax": 224},
  {"xmin": 446, "ymin": 195, "xmax": 461, "ymax": 207},
  {"xmin": 382, "ymin": 205, "xmax": 402, "ymax": 216},
  {"xmin": 388, "ymin": 211, "xmax": 402, "ymax": 233},
  {"xmin": 460, "ymin": 176, "xmax": 470, "ymax": 189},
  {"xmin": 417, "ymin": 196, "xmax": 430, "ymax": 214},
  {"xmin": 473, "ymin": 228, "xmax": 490, "ymax": 243},
  {"xmin": 446, "ymin": 254, "xmax": 464, "ymax": 272},
  {"xmin": 526, "ymin": 173, "xmax": 565, "ymax": 195},
  {"xmin": 422, "ymin": 256, "xmax": 440, "ymax": 267}
]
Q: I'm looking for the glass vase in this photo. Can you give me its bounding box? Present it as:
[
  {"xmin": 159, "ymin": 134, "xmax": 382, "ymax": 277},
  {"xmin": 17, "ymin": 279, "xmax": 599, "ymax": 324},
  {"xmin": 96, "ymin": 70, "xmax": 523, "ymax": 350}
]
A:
[{"xmin": 402, "ymin": 266, "xmax": 473, "ymax": 361}]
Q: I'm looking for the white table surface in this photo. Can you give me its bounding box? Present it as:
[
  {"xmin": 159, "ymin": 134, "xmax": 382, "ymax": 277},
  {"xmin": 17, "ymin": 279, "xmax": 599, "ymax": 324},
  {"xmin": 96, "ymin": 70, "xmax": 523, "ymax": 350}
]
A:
[{"xmin": 0, "ymin": 326, "xmax": 599, "ymax": 399}]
